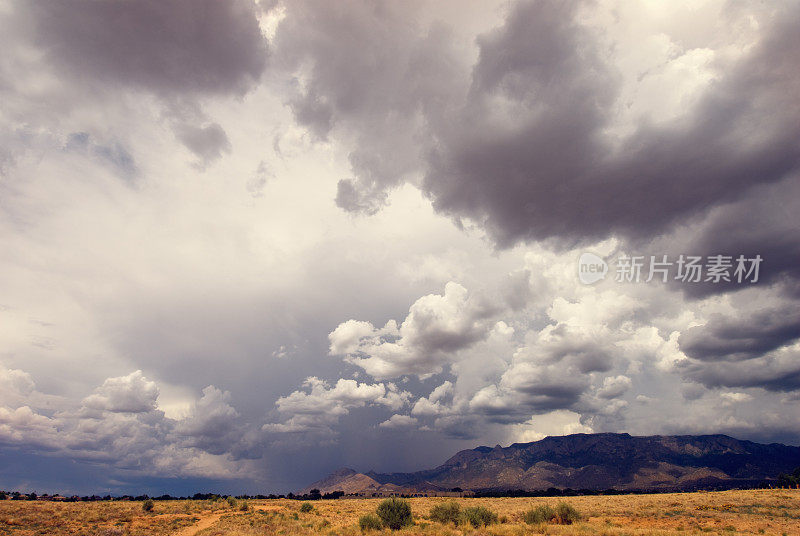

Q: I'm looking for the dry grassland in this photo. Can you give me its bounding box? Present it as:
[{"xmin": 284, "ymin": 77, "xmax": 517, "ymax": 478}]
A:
[{"xmin": 1, "ymin": 489, "xmax": 798, "ymax": 536}]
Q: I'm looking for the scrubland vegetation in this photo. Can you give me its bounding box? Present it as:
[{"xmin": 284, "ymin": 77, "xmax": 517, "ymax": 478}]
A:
[{"xmin": 1, "ymin": 489, "xmax": 799, "ymax": 535}]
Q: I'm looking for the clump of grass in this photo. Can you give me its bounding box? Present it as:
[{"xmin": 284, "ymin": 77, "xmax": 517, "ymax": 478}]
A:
[
  {"xmin": 524, "ymin": 502, "xmax": 581, "ymax": 525},
  {"xmin": 141, "ymin": 499, "xmax": 154, "ymax": 513},
  {"xmin": 376, "ymin": 497, "xmax": 413, "ymax": 530},
  {"xmin": 462, "ymin": 505, "xmax": 498, "ymax": 527},
  {"xmin": 359, "ymin": 513, "xmax": 383, "ymax": 532},
  {"xmin": 429, "ymin": 501, "xmax": 461, "ymax": 525},
  {"xmin": 239, "ymin": 500, "xmax": 249, "ymax": 512},
  {"xmin": 226, "ymin": 496, "xmax": 238, "ymax": 508},
  {"xmin": 299, "ymin": 502, "xmax": 314, "ymax": 513},
  {"xmin": 524, "ymin": 504, "xmax": 555, "ymax": 524}
]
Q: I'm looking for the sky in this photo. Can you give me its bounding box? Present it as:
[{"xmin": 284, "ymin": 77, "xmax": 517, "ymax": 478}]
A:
[{"xmin": 1, "ymin": 0, "xmax": 799, "ymax": 496}]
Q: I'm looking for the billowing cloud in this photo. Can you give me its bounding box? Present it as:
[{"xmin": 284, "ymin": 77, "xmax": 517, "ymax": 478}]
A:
[
  {"xmin": 423, "ymin": 0, "xmax": 800, "ymax": 247},
  {"xmin": 379, "ymin": 414, "xmax": 418, "ymax": 429},
  {"xmin": 0, "ymin": 366, "xmax": 36, "ymax": 404},
  {"xmin": 679, "ymin": 307, "xmax": 800, "ymax": 362},
  {"xmin": 273, "ymin": 0, "xmax": 466, "ymax": 214},
  {"xmin": 275, "ymin": 0, "xmax": 800, "ymax": 252},
  {"xmin": 0, "ymin": 368, "xmax": 256, "ymax": 480},
  {"xmin": 411, "ymin": 381, "xmax": 454, "ymax": 418},
  {"xmin": 680, "ymin": 343, "xmax": 800, "ymax": 393},
  {"xmin": 82, "ymin": 371, "xmax": 159, "ymax": 414},
  {"xmin": 174, "ymin": 386, "xmax": 245, "ymax": 457},
  {"xmin": 0, "ymin": 406, "xmax": 61, "ymax": 450},
  {"xmin": 264, "ymin": 377, "xmax": 410, "ymax": 437},
  {"xmin": 596, "ymin": 376, "xmax": 633, "ymax": 400},
  {"xmin": 329, "ymin": 282, "xmax": 501, "ymax": 380}
]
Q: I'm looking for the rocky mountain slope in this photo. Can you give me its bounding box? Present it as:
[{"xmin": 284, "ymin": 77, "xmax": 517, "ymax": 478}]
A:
[{"xmin": 304, "ymin": 433, "xmax": 800, "ymax": 493}]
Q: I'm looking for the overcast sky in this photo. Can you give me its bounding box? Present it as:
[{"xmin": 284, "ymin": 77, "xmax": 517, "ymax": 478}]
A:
[{"xmin": 1, "ymin": 0, "xmax": 800, "ymax": 496}]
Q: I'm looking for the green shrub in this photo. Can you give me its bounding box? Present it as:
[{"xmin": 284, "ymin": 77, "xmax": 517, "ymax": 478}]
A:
[
  {"xmin": 299, "ymin": 502, "xmax": 314, "ymax": 513},
  {"xmin": 359, "ymin": 513, "xmax": 383, "ymax": 532},
  {"xmin": 461, "ymin": 505, "xmax": 498, "ymax": 527},
  {"xmin": 142, "ymin": 499, "xmax": 154, "ymax": 512},
  {"xmin": 553, "ymin": 502, "xmax": 581, "ymax": 525},
  {"xmin": 239, "ymin": 500, "xmax": 250, "ymax": 512},
  {"xmin": 226, "ymin": 496, "xmax": 238, "ymax": 508},
  {"xmin": 524, "ymin": 503, "xmax": 581, "ymax": 525},
  {"xmin": 524, "ymin": 504, "xmax": 555, "ymax": 524},
  {"xmin": 429, "ymin": 501, "xmax": 461, "ymax": 525},
  {"xmin": 376, "ymin": 497, "xmax": 413, "ymax": 530}
]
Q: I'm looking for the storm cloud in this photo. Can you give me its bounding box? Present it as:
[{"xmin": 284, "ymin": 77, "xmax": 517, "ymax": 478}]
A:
[
  {"xmin": 276, "ymin": 0, "xmax": 800, "ymax": 249},
  {"xmin": 1, "ymin": 0, "xmax": 799, "ymax": 496}
]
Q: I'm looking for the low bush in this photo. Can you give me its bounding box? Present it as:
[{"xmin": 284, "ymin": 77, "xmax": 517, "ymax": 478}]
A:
[
  {"xmin": 141, "ymin": 499, "xmax": 154, "ymax": 512},
  {"xmin": 429, "ymin": 501, "xmax": 461, "ymax": 525},
  {"xmin": 524, "ymin": 502, "xmax": 581, "ymax": 525},
  {"xmin": 359, "ymin": 513, "xmax": 383, "ymax": 532},
  {"xmin": 462, "ymin": 505, "xmax": 498, "ymax": 527},
  {"xmin": 553, "ymin": 502, "xmax": 581, "ymax": 525},
  {"xmin": 299, "ymin": 502, "xmax": 314, "ymax": 513},
  {"xmin": 226, "ymin": 496, "xmax": 238, "ymax": 508},
  {"xmin": 239, "ymin": 500, "xmax": 250, "ymax": 512},
  {"xmin": 523, "ymin": 504, "xmax": 554, "ymax": 525},
  {"xmin": 376, "ymin": 497, "xmax": 413, "ymax": 530}
]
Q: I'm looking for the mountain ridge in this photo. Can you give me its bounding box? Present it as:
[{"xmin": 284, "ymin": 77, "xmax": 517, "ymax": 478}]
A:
[{"xmin": 302, "ymin": 432, "xmax": 800, "ymax": 494}]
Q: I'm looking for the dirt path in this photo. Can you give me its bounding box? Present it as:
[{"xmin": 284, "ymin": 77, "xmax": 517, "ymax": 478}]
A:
[{"xmin": 173, "ymin": 511, "xmax": 226, "ymax": 536}]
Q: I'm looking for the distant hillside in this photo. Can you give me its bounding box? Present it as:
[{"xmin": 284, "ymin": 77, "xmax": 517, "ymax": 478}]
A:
[
  {"xmin": 301, "ymin": 468, "xmax": 404, "ymax": 495},
  {"xmin": 304, "ymin": 433, "xmax": 800, "ymax": 494}
]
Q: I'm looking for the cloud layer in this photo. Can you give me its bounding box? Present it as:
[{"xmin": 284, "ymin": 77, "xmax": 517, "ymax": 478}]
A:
[{"xmin": 1, "ymin": 0, "xmax": 799, "ymax": 495}]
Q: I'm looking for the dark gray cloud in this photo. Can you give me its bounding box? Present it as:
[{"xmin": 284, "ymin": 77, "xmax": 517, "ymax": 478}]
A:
[
  {"xmin": 675, "ymin": 293, "xmax": 800, "ymax": 392},
  {"xmin": 274, "ymin": 0, "xmax": 465, "ymax": 214},
  {"xmin": 174, "ymin": 386, "xmax": 251, "ymax": 458},
  {"xmin": 26, "ymin": 0, "xmax": 268, "ymax": 96},
  {"xmin": 680, "ymin": 347, "xmax": 800, "ymax": 393},
  {"xmin": 423, "ymin": 0, "xmax": 800, "ymax": 248},
  {"xmin": 680, "ymin": 307, "xmax": 800, "ymax": 362},
  {"xmin": 275, "ymin": 0, "xmax": 800, "ymax": 251},
  {"xmin": 667, "ymin": 176, "xmax": 800, "ymax": 297},
  {"xmin": 174, "ymin": 122, "xmax": 232, "ymax": 165}
]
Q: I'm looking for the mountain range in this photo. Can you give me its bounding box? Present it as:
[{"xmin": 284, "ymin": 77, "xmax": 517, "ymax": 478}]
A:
[{"xmin": 303, "ymin": 433, "xmax": 800, "ymax": 494}]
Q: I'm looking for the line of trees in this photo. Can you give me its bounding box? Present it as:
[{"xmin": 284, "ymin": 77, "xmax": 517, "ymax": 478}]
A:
[
  {"xmin": 4, "ymin": 471, "xmax": 798, "ymax": 502},
  {"xmin": 286, "ymin": 489, "xmax": 344, "ymax": 500},
  {"xmin": 0, "ymin": 490, "xmax": 349, "ymax": 502},
  {"xmin": 776, "ymin": 467, "xmax": 800, "ymax": 489},
  {"xmin": 0, "ymin": 491, "xmax": 294, "ymax": 502}
]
